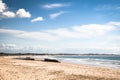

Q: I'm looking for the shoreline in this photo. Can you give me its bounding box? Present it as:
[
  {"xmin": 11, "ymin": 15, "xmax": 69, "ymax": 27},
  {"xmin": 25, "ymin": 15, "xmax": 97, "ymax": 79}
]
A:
[
  {"xmin": 0, "ymin": 56, "xmax": 120, "ymax": 80},
  {"xmin": 30, "ymin": 55, "xmax": 120, "ymax": 69},
  {"xmin": 60, "ymin": 59, "xmax": 120, "ymax": 70},
  {"xmin": 5, "ymin": 55, "xmax": 120, "ymax": 69}
]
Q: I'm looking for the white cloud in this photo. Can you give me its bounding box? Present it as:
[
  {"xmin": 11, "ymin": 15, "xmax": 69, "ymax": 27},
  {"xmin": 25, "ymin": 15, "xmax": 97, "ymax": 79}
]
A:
[
  {"xmin": 31, "ymin": 17, "xmax": 44, "ymax": 23},
  {"xmin": 0, "ymin": 0, "xmax": 31, "ymax": 19},
  {"xmin": 0, "ymin": 0, "xmax": 6, "ymax": 12},
  {"xmin": 0, "ymin": 29, "xmax": 58, "ymax": 41},
  {"xmin": 16, "ymin": 8, "xmax": 31, "ymax": 18},
  {"xmin": 2, "ymin": 11, "xmax": 16, "ymax": 18},
  {"xmin": 49, "ymin": 11, "xmax": 66, "ymax": 19},
  {"xmin": 108, "ymin": 21, "xmax": 120, "ymax": 26},
  {"xmin": 43, "ymin": 3, "xmax": 67, "ymax": 9},
  {"xmin": 46, "ymin": 23, "xmax": 116, "ymax": 38},
  {"xmin": 73, "ymin": 24, "xmax": 115, "ymax": 37},
  {"xmin": 1, "ymin": 21, "xmax": 120, "ymax": 53},
  {"xmin": 46, "ymin": 28, "xmax": 77, "ymax": 38},
  {"xmin": 106, "ymin": 35, "xmax": 120, "ymax": 41},
  {"xmin": 0, "ymin": 43, "xmax": 27, "ymax": 52},
  {"xmin": 0, "ymin": 43, "xmax": 16, "ymax": 50},
  {"xmin": 0, "ymin": 21, "xmax": 118, "ymax": 41},
  {"xmin": 0, "ymin": 28, "xmax": 24, "ymax": 34},
  {"xmin": 0, "ymin": 43, "xmax": 120, "ymax": 54},
  {"xmin": 17, "ymin": 32, "xmax": 59, "ymax": 41},
  {"xmin": 0, "ymin": 43, "xmax": 60, "ymax": 53}
]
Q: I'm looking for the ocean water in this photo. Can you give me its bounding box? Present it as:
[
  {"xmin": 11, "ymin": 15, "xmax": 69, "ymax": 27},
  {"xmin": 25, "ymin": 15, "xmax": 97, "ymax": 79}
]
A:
[{"xmin": 51, "ymin": 54, "xmax": 120, "ymax": 69}]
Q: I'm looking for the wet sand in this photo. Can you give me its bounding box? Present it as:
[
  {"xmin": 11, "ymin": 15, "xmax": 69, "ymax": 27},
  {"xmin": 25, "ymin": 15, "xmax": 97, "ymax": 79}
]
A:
[{"xmin": 0, "ymin": 56, "xmax": 120, "ymax": 80}]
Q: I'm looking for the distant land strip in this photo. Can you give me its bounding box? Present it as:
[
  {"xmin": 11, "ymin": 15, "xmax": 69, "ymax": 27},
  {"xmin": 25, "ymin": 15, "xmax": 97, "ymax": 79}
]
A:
[{"xmin": 0, "ymin": 52, "xmax": 118, "ymax": 56}]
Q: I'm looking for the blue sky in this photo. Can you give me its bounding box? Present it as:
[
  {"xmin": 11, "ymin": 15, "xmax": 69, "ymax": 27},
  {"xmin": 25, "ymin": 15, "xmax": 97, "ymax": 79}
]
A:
[{"xmin": 0, "ymin": 0, "xmax": 120, "ymax": 54}]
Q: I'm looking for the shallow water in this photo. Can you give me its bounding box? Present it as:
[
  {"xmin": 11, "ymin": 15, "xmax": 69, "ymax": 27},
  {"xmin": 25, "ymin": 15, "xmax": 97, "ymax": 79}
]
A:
[
  {"xmin": 32, "ymin": 54, "xmax": 120, "ymax": 69},
  {"xmin": 52, "ymin": 55, "xmax": 120, "ymax": 69}
]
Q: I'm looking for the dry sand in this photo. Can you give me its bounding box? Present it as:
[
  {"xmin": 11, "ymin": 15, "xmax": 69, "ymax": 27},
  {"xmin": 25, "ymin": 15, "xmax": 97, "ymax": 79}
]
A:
[{"xmin": 0, "ymin": 56, "xmax": 120, "ymax": 80}]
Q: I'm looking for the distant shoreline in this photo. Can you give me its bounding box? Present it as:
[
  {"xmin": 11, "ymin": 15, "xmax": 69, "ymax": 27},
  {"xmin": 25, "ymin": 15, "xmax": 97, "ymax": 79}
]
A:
[{"xmin": 0, "ymin": 52, "xmax": 119, "ymax": 56}]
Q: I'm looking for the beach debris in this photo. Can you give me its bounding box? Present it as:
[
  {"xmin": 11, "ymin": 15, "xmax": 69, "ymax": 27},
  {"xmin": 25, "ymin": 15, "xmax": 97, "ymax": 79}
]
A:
[
  {"xmin": 16, "ymin": 57, "xmax": 35, "ymax": 60},
  {"xmin": 44, "ymin": 58, "xmax": 60, "ymax": 63},
  {"xmin": 24, "ymin": 57, "xmax": 35, "ymax": 60}
]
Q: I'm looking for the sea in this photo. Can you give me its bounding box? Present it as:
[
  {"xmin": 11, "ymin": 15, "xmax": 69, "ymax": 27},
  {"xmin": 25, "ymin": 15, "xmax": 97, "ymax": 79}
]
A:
[{"xmin": 43, "ymin": 54, "xmax": 120, "ymax": 69}]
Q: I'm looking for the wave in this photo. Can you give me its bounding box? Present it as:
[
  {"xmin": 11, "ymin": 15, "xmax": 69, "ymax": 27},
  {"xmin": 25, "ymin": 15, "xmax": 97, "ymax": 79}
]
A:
[
  {"xmin": 33, "ymin": 55, "xmax": 120, "ymax": 69},
  {"xmin": 55, "ymin": 57, "xmax": 120, "ymax": 69}
]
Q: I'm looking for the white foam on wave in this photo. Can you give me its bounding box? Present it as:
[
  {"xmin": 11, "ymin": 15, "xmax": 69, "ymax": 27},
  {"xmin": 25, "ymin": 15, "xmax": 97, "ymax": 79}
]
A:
[
  {"xmin": 32, "ymin": 55, "xmax": 120, "ymax": 69},
  {"xmin": 57, "ymin": 58, "xmax": 120, "ymax": 69}
]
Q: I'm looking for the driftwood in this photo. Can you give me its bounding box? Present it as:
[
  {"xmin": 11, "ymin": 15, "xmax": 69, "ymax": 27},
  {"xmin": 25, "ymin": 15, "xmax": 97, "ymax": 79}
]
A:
[
  {"xmin": 44, "ymin": 58, "xmax": 60, "ymax": 63},
  {"xmin": 24, "ymin": 57, "xmax": 35, "ymax": 60},
  {"xmin": 16, "ymin": 57, "xmax": 35, "ymax": 60}
]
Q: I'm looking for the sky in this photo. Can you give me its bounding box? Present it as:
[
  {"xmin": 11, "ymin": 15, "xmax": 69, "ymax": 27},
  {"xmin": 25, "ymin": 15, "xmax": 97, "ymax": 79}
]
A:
[{"xmin": 0, "ymin": 0, "xmax": 120, "ymax": 54}]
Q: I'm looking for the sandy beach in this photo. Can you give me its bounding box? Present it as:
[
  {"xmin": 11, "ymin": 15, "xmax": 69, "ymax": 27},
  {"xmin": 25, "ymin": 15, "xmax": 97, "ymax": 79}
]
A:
[{"xmin": 0, "ymin": 56, "xmax": 120, "ymax": 80}]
